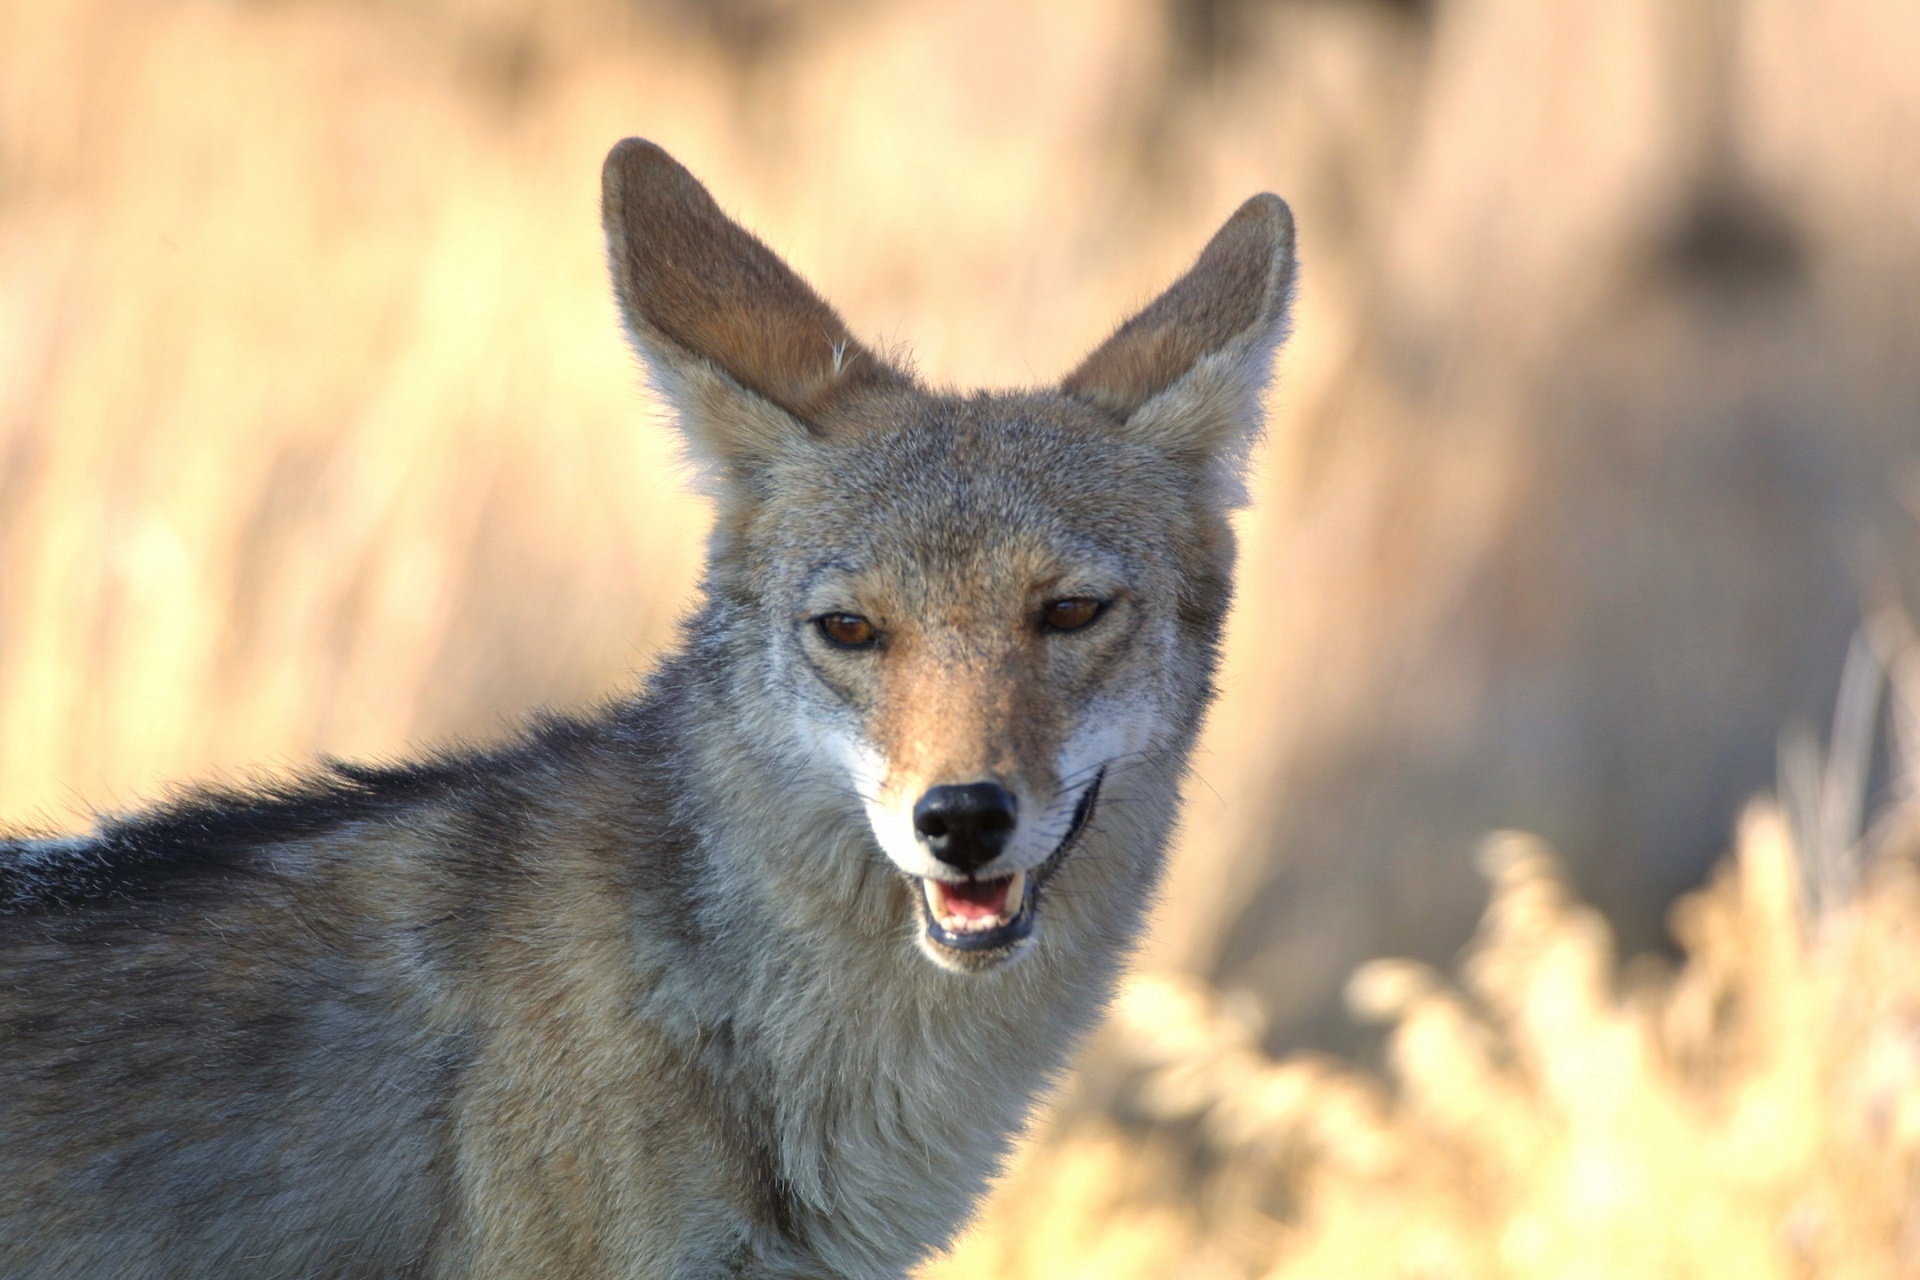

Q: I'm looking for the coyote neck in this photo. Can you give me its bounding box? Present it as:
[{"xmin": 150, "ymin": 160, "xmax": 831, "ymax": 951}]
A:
[{"xmin": 648, "ymin": 643, "xmax": 1155, "ymax": 1273}]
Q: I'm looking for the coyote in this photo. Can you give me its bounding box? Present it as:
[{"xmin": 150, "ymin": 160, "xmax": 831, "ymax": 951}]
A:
[{"xmin": 0, "ymin": 140, "xmax": 1295, "ymax": 1277}]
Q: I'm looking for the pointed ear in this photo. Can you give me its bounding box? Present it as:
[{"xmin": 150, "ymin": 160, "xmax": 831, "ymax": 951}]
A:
[
  {"xmin": 1061, "ymin": 194, "xmax": 1296, "ymax": 505},
  {"xmin": 600, "ymin": 138, "xmax": 909, "ymax": 489}
]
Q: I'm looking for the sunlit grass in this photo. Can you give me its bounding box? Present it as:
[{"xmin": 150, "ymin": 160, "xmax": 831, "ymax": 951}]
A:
[
  {"xmin": 933, "ymin": 785, "xmax": 1920, "ymax": 1278},
  {"xmin": 935, "ymin": 620, "xmax": 1920, "ymax": 1276}
]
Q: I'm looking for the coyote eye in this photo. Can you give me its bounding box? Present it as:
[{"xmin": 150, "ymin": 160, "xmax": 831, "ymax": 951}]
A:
[
  {"xmin": 1043, "ymin": 598, "xmax": 1104, "ymax": 633},
  {"xmin": 816, "ymin": 613, "xmax": 878, "ymax": 649}
]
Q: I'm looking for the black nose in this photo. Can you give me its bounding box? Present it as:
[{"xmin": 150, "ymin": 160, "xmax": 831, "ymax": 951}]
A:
[{"xmin": 912, "ymin": 783, "xmax": 1018, "ymax": 873}]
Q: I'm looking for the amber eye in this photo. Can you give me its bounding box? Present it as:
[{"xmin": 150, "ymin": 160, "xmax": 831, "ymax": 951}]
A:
[
  {"xmin": 1043, "ymin": 598, "xmax": 1104, "ymax": 633},
  {"xmin": 816, "ymin": 613, "xmax": 878, "ymax": 649}
]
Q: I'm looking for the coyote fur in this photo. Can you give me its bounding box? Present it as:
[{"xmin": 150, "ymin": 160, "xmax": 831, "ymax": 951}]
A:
[{"xmin": 0, "ymin": 140, "xmax": 1296, "ymax": 1277}]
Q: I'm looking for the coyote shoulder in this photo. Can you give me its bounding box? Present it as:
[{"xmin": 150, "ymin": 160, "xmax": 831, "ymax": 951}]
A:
[{"xmin": 0, "ymin": 140, "xmax": 1295, "ymax": 1277}]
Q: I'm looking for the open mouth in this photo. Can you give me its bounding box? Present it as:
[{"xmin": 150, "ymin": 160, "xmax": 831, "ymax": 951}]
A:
[{"xmin": 917, "ymin": 768, "xmax": 1104, "ymax": 956}]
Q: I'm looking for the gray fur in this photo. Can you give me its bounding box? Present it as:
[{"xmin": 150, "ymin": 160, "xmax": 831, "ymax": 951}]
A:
[{"xmin": 0, "ymin": 140, "xmax": 1296, "ymax": 1277}]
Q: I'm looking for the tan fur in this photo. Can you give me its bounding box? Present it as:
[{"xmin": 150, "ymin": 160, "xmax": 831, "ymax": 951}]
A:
[{"xmin": 0, "ymin": 140, "xmax": 1296, "ymax": 1277}]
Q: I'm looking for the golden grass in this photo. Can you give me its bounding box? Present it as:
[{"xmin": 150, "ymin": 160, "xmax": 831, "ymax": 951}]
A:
[
  {"xmin": 936, "ymin": 620, "xmax": 1920, "ymax": 1273},
  {"xmin": 928, "ymin": 619, "xmax": 1920, "ymax": 1278},
  {"xmin": 932, "ymin": 796, "xmax": 1920, "ymax": 1278}
]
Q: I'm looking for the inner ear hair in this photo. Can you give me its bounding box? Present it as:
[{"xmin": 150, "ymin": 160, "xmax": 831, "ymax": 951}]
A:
[
  {"xmin": 600, "ymin": 138, "xmax": 910, "ymax": 443},
  {"xmin": 1060, "ymin": 194, "xmax": 1296, "ymax": 489}
]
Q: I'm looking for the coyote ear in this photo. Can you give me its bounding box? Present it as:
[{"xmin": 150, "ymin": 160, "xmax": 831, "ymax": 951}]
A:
[
  {"xmin": 1061, "ymin": 194, "xmax": 1296, "ymax": 505},
  {"xmin": 600, "ymin": 138, "xmax": 907, "ymax": 488}
]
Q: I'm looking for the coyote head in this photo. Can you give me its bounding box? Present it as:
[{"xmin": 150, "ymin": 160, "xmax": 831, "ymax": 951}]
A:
[{"xmin": 603, "ymin": 140, "xmax": 1294, "ymax": 973}]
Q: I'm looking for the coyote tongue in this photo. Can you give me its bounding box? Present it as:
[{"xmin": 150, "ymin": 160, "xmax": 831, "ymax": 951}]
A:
[{"xmin": 934, "ymin": 876, "xmax": 1012, "ymax": 922}]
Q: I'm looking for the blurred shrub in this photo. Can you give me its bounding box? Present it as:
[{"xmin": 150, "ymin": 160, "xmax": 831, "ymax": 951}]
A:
[{"xmin": 932, "ymin": 626, "xmax": 1920, "ymax": 1276}]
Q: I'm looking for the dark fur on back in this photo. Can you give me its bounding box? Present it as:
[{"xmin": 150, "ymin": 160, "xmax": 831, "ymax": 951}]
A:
[
  {"xmin": 2, "ymin": 760, "xmax": 465, "ymax": 916},
  {"xmin": 0, "ymin": 691, "xmax": 701, "ymax": 913}
]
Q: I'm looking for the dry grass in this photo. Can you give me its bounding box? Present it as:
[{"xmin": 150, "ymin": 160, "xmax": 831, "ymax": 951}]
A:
[
  {"xmin": 936, "ymin": 792, "xmax": 1920, "ymax": 1276},
  {"xmin": 928, "ymin": 627, "xmax": 1920, "ymax": 1276}
]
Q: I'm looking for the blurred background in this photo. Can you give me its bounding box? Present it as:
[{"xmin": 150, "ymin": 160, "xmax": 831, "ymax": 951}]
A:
[{"xmin": 3, "ymin": 0, "xmax": 1918, "ymax": 1273}]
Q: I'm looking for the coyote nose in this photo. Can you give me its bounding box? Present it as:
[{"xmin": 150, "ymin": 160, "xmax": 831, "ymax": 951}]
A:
[{"xmin": 913, "ymin": 783, "xmax": 1018, "ymax": 873}]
